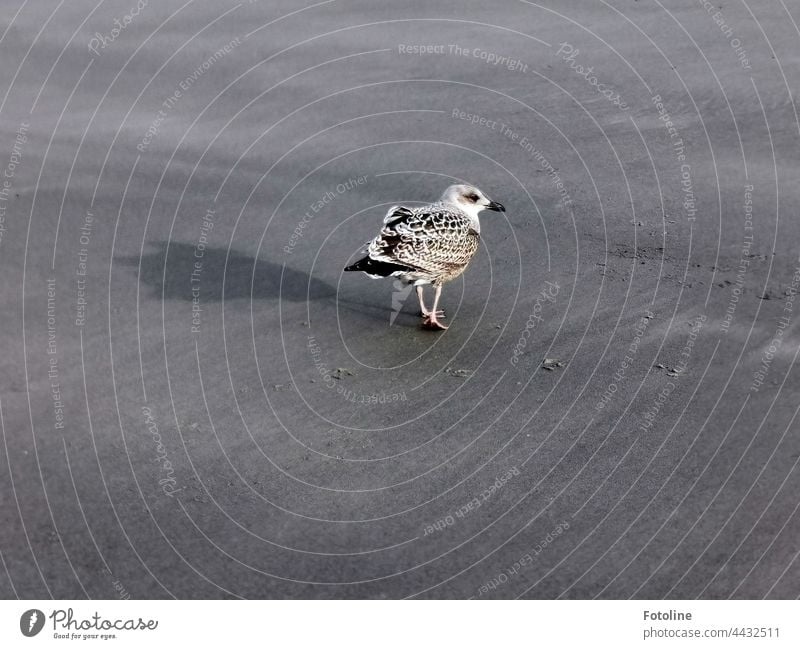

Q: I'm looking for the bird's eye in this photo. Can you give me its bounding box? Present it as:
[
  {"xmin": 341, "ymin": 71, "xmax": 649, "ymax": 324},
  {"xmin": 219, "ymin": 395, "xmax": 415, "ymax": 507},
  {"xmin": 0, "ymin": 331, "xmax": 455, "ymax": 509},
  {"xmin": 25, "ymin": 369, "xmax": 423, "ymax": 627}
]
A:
[{"xmin": 468, "ymin": 193, "xmax": 479, "ymax": 201}]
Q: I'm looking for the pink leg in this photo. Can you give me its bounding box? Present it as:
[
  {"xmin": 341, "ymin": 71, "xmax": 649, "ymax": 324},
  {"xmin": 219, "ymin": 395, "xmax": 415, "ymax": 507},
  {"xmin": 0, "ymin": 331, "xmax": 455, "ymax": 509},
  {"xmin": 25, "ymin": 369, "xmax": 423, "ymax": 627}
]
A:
[
  {"xmin": 416, "ymin": 286, "xmax": 430, "ymax": 316},
  {"xmin": 422, "ymin": 285, "xmax": 448, "ymax": 330},
  {"xmin": 417, "ymin": 285, "xmax": 445, "ymax": 319}
]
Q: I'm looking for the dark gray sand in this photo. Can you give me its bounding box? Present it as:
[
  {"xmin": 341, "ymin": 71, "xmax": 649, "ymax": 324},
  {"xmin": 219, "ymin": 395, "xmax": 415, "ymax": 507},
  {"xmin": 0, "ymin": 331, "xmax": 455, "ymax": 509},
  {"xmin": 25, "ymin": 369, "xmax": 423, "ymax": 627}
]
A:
[{"xmin": 1, "ymin": 0, "xmax": 799, "ymax": 599}]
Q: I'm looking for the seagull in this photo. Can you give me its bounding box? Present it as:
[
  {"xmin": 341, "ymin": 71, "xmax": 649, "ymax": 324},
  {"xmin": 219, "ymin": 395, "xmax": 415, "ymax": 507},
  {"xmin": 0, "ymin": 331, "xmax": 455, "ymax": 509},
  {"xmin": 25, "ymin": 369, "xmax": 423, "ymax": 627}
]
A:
[{"xmin": 344, "ymin": 184, "xmax": 505, "ymax": 330}]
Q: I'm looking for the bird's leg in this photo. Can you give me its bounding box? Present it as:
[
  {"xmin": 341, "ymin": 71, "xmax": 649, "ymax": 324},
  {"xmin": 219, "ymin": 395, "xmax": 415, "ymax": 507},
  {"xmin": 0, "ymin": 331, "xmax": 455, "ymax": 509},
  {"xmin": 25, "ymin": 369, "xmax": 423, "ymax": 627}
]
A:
[
  {"xmin": 416, "ymin": 285, "xmax": 430, "ymax": 317},
  {"xmin": 422, "ymin": 285, "xmax": 448, "ymax": 330},
  {"xmin": 416, "ymin": 285, "xmax": 445, "ymax": 319}
]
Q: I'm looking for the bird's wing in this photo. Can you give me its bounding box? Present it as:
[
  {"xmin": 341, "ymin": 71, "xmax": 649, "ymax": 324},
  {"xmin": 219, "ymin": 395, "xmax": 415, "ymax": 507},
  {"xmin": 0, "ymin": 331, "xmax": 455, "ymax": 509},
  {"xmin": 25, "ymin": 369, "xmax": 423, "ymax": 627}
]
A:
[
  {"xmin": 383, "ymin": 205, "xmax": 414, "ymax": 225},
  {"xmin": 367, "ymin": 204, "xmax": 478, "ymax": 274}
]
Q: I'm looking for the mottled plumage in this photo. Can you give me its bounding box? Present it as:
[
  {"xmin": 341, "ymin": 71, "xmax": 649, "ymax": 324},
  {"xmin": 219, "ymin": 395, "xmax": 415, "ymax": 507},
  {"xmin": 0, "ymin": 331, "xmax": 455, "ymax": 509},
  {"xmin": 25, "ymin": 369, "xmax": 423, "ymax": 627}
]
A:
[
  {"xmin": 345, "ymin": 184, "xmax": 505, "ymax": 330},
  {"xmin": 367, "ymin": 202, "xmax": 480, "ymax": 285}
]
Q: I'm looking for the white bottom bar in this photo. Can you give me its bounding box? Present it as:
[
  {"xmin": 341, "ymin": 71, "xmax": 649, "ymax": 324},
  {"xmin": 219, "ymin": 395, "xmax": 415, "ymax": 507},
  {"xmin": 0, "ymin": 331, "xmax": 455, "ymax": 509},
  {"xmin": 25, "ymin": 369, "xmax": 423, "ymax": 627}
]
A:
[{"xmin": 1, "ymin": 600, "xmax": 797, "ymax": 648}]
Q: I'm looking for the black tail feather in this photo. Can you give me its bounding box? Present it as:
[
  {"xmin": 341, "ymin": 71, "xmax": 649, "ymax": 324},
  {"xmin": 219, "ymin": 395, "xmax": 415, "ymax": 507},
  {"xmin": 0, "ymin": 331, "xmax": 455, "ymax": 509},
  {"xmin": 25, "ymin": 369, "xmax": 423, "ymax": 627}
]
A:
[{"xmin": 344, "ymin": 256, "xmax": 415, "ymax": 277}]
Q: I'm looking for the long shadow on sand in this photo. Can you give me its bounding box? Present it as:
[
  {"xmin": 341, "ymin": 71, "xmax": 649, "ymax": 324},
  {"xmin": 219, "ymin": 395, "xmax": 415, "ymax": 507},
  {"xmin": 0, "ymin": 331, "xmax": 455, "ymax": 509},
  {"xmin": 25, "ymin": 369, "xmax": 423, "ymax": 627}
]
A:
[{"xmin": 117, "ymin": 242, "xmax": 338, "ymax": 302}]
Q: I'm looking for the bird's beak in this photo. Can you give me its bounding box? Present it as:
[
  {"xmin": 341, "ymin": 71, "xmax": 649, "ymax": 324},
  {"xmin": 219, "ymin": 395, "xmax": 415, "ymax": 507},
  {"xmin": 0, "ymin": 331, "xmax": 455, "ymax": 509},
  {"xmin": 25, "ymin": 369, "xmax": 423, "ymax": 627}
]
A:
[{"xmin": 485, "ymin": 200, "xmax": 505, "ymax": 212}]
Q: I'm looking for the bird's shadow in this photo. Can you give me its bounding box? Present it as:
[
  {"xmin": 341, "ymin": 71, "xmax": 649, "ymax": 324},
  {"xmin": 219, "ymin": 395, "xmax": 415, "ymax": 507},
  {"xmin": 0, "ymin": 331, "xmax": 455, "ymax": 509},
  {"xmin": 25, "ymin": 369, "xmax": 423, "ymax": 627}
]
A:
[{"xmin": 117, "ymin": 242, "xmax": 338, "ymax": 302}]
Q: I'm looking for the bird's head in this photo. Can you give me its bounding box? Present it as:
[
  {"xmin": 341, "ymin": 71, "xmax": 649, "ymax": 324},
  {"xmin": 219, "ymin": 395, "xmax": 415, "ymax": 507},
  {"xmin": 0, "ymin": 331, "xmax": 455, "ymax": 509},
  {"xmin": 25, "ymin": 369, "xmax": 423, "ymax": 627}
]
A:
[{"xmin": 440, "ymin": 184, "xmax": 505, "ymax": 219}]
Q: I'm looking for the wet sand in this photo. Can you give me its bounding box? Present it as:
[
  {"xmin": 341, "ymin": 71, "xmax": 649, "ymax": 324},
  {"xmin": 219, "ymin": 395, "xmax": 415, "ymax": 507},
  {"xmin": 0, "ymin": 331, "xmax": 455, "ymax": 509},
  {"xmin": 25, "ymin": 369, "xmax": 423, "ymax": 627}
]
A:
[{"xmin": 1, "ymin": 0, "xmax": 799, "ymax": 598}]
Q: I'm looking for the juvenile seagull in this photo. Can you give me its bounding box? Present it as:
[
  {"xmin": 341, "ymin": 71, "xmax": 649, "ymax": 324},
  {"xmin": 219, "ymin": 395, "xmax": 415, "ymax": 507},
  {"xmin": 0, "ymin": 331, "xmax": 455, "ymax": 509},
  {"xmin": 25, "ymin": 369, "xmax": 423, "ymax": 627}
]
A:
[{"xmin": 344, "ymin": 184, "xmax": 505, "ymax": 330}]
